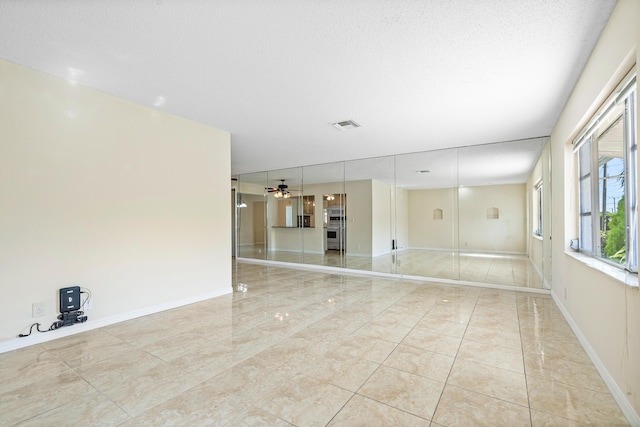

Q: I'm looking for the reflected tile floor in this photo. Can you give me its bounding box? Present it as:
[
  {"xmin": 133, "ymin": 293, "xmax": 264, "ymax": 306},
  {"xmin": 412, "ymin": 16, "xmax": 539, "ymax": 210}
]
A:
[
  {"xmin": 237, "ymin": 246, "xmax": 544, "ymax": 289},
  {"xmin": 0, "ymin": 262, "xmax": 627, "ymax": 426}
]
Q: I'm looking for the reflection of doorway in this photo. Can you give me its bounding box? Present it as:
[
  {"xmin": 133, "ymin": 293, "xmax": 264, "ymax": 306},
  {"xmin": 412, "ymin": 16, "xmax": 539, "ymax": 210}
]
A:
[{"xmin": 253, "ymin": 201, "xmax": 265, "ymax": 244}]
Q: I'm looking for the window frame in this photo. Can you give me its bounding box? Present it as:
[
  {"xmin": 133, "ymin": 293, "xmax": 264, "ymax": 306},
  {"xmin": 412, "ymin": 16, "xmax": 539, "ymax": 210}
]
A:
[
  {"xmin": 574, "ymin": 73, "xmax": 637, "ymax": 273},
  {"xmin": 533, "ymin": 181, "xmax": 543, "ymax": 237}
]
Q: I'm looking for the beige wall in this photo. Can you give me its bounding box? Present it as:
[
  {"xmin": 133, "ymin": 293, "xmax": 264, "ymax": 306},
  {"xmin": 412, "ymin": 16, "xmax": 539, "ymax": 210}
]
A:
[
  {"xmin": 550, "ymin": 0, "xmax": 639, "ymax": 420},
  {"xmin": 237, "ymin": 194, "xmax": 265, "ymax": 246},
  {"xmin": 459, "ymin": 184, "xmax": 526, "ymax": 253},
  {"xmin": 407, "ymin": 184, "xmax": 525, "ymax": 254},
  {"xmin": 407, "ymin": 187, "xmax": 458, "ymax": 250},
  {"xmin": 345, "ymin": 180, "xmax": 373, "ymax": 256},
  {"xmin": 0, "ymin": 59, "xmax": 231, "ymax": 345},
  {"xmin": 396, "ymin": 187, "xmax": 409, "ymax": 250},
  {"xmin": 372, "ymin": 179, "xmax": 392, "ymax": 256}
]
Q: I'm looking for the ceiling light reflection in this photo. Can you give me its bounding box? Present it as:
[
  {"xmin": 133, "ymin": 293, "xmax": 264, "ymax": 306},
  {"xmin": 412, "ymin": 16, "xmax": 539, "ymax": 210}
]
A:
[
  {"xmin": 154, "ymin": 96, "xmax": 166, "ymax": 107},
  {"xmin": 274, "ymin": 312, "xmax": 289, "ymax": 322},
  {"xmin": 66, "ymin": 67, "xmax": 84, "ymax": 85}
]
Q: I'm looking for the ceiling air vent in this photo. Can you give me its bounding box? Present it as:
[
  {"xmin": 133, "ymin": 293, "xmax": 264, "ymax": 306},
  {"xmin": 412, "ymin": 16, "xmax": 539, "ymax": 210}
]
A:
[{"xmin": 331, "ymin": 120, "xmax": 360, "ymax": 130}]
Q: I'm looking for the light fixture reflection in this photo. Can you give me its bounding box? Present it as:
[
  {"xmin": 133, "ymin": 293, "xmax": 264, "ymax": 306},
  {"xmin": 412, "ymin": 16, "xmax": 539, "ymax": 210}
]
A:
[
  {"xmin": 66, "ymin": 67, "xmax": 84, "ymax": 85},
  {"xmin": 274, "ymin": 191, "xmax": 291, "ymax": 199},
  {"xmin": 274, "ymin": 312, "xmax": 289, "ymax": 322}
]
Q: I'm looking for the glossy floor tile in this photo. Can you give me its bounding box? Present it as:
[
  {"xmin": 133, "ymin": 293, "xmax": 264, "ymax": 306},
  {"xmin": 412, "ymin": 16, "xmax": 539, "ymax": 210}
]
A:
[
  {"xmin": 0, "ymin": 261, "xmax": 628, "ymax": 426},
  {"xmin": 237, "ymin": 246, "xmax": 545, "ymax": 289}
]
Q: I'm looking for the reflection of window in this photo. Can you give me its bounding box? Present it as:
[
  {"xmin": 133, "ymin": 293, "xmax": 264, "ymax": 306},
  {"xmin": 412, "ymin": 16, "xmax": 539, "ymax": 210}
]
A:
[
  {"xmin": 534, "ymin": 182, "xmax": 543, "ymax": 236},
  {"xmin": 285, "ymin": 205, "xmax": 293, "ymax": 227},
  {"xmin": 433, "ymin": 208, "xmax": 443, "ymax": 220},
  {"xmin": 487, "ymin": 207, "xmax": 499, "ymax": 219},
  {"xmin": 575, "ymin": 73, "xmax": 636, "ymax": 272}
]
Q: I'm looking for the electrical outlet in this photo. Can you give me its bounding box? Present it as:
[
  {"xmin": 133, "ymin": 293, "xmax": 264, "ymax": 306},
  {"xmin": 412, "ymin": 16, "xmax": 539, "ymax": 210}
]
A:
[
  {"xmin": 32, "ymin": 302, "xmax": 45, "ymax": 317},
  {"xmin": 84, "ymin": 297, "xmax": 92, "ymax": 310},
  {"xmin": 563, "ymin": 288, "xmax": 568, "ymax": 299}
]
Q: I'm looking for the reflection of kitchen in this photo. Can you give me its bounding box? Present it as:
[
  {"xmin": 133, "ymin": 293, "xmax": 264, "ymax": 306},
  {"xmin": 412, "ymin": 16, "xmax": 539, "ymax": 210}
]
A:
[
  {"xmin": 278, "ymin": 195, "xmax": 315, "ymax": 227},
  {"xmin": 267, "ymin": 192, "xmax": 348, "ymax": 254},
  {"xmin": 324, "ymin": 194, "xmax": 346, "ymax": 252}
]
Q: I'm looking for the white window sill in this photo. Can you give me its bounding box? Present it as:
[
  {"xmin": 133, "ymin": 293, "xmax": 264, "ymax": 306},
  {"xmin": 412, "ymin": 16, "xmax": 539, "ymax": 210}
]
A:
[{"xmin": 564, "ymin": 250, "xmax": 638, "ymax": 288}]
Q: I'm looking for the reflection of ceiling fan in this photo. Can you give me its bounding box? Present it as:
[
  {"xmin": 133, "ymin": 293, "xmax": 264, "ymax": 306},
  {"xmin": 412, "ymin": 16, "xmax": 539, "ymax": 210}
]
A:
[{"xmin": 266, "ymin": 179, "xmax": 298, "ymax": 199}]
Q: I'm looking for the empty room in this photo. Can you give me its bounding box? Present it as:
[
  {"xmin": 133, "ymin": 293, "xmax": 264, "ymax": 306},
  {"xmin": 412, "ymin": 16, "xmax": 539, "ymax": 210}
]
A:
[{"xmin": 0, "ymin": 1, "xmax": 638, "ymax": 425}]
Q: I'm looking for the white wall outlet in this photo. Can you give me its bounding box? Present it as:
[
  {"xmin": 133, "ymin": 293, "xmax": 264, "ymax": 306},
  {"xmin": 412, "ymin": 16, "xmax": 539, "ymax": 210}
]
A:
[
  {"xmin": 563, "ymin": 288, "xmax": 568, "ymax": 299},
  {"xmin": 32, "ymin": 301, "xmax": 45, "ymax": 317},
  {"xmin": 84, "ymin": 297, "xmax": 92, "ymax": 310}
]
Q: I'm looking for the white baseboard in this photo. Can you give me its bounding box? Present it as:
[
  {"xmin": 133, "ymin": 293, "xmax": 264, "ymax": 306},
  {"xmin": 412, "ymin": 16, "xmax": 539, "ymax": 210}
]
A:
[
  {"xmin": 0, "ymin": 288, "xmax": 232, "ymax": 354},
  {"xmin": 371, "ymin": 250, "xmax": 392, "ymax": 257},
  {"xmin": 551, "ymin": 290, "xmax": 640, "ymax": 426}
]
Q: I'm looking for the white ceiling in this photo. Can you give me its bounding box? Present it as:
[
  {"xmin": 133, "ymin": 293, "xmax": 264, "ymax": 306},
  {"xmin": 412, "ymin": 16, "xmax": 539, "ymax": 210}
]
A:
[{"xmin": 0, "ymin": 1, "xmax": 616, "ymax": 178}]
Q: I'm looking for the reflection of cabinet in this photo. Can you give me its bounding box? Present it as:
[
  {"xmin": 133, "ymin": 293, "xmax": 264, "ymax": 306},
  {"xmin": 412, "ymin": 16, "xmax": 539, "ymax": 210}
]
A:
[
  {"xmin": 276, "ymin": 196, "xmax": 315, "ymax": 227},
  {"xmin": 325, "ymin": 194, "xmax": 347, "ymax": 207},
  {"xmin": 303, "ymin": 196, "xmax": 314, "ymax": 214},
  {"xmin": 297, "ymin": 215, "xmax": 311, "ymax": 227},
  {"xmin": 302, "ymin": 195, "xmax": 315, "ymax": 227}
]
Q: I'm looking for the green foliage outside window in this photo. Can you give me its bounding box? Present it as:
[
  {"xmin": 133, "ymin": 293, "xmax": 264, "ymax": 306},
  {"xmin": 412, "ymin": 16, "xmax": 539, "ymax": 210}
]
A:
[{"xmin": 605, "ymin": 196, "xmax": 625, "ymax": 261}]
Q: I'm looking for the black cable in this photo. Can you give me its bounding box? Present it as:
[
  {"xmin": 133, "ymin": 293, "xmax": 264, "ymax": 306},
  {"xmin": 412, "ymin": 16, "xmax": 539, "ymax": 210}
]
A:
[{"xmin": 18, "ymin": 321, "xmax": 59, "ymax": 338}]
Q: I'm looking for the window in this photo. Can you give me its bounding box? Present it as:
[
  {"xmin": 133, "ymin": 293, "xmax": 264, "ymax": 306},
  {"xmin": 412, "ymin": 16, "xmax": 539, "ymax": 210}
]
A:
[
  {"xmin": 575, "ymin": 73, "xmax": 637, "ymax": 272},
  {"xmin": 534, "ymin": 182, "xmax": 543, "ymax": 237}
]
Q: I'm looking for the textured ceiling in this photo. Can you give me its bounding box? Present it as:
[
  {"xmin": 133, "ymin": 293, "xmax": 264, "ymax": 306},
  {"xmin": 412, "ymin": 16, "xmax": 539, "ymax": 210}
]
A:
[{"xmin": 0, "ymin": 0, "xmax": 616, "ymax": 177}]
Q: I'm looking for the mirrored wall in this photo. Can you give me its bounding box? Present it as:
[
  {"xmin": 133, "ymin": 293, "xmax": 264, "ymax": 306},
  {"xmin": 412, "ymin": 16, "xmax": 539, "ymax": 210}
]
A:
[{"xmin": 235, "ymin": 138, "xmax": 552, "ymax": 289}]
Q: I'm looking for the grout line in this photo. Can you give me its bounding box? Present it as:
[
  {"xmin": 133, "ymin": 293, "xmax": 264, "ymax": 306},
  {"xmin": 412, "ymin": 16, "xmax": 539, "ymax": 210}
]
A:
[
  {"xmin": 516, "ymin": 293, "xmax": 534, "ymax": 427},
  {"xmin": 428, "ymin": 293, "xmax": 476, "ymax": 422}
]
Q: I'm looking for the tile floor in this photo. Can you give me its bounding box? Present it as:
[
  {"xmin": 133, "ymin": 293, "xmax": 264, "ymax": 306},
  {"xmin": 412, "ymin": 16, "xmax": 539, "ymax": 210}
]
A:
[
  {"xmin": 0, "ymin": 262, "xmax": 628, "ymax": 426},
  {"xmin": 237, "ymin": 246, "xmax": 545, "ymax": 289}
]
